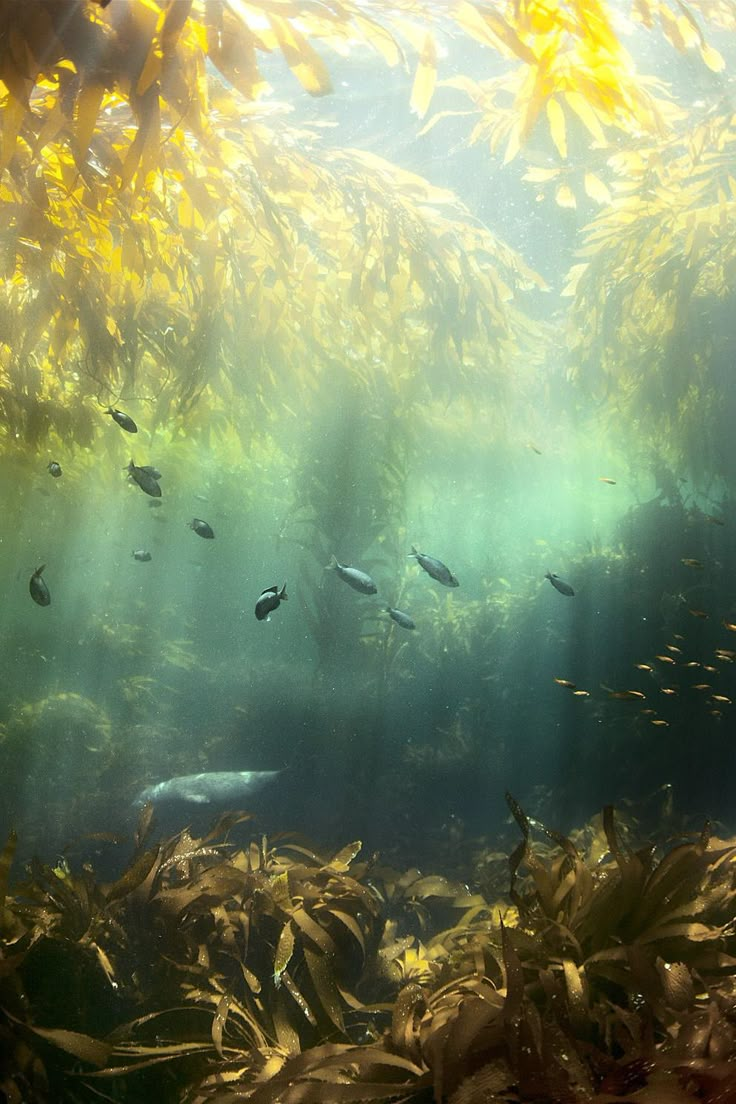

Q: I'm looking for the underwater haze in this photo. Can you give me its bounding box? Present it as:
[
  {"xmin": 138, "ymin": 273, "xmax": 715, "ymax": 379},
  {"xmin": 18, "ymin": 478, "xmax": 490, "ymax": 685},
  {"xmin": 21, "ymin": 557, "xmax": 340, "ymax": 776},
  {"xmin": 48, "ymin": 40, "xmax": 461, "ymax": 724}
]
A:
[{"xmin": 4, "ymin": 3, "xmax": 736, "ymax": 1099}]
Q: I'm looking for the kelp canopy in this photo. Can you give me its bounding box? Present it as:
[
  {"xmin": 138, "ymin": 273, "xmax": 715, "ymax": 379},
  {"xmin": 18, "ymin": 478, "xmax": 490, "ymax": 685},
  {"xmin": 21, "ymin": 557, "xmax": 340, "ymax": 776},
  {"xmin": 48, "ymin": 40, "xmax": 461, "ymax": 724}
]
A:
[{"xmin": 0, "ymin": 0, "xmax": 735, "ymax": 473}]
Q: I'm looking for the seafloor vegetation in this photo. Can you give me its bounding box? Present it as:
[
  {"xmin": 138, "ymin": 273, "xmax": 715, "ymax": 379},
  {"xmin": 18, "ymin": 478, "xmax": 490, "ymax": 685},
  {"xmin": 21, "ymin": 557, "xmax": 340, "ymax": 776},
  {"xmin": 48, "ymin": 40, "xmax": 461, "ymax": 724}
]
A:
[{"xmin": 3, "ymin": 798, "xmax": 736, "ymax": 1103}]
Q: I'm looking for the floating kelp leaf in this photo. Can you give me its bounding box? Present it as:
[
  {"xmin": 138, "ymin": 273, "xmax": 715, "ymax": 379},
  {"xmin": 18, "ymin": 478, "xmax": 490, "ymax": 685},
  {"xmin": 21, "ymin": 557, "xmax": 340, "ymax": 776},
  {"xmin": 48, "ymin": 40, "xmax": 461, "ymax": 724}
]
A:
[
  {"xmin": 327, "ymin": 840, "xmax": 362, "ymax": 873},
  {"xmin": 291, "ymin": 905, "xmax": 336, "ymax": 955},
  {"xmin": 24, "ymin": 1024, "xmax": 111, "ymax": 1067},
  {"xmin": 274, "ymin": 920, "xmax": 296, "ymax": 983},
  {"xmin": 103, "ymin": 846, "xmax": 159, "ymax": 903},
  {"xmin": 304, "ymin": 944, "xmax": 345, "ymax": 1034}
]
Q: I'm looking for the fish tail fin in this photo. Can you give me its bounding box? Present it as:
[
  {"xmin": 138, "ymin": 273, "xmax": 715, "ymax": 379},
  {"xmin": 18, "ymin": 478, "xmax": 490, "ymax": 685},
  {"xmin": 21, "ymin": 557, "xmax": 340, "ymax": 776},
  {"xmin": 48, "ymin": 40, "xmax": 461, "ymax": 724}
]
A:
[
  {"xmin": 35, "ymin": 564, "xmax": 45, "ymax": 576},
  {"xmin": 325, "ymin": 555, "xmax": 338, "ymax": 570},
  {"xmin": 545, "ymin": 570, "xmax": 552, "ymax": 579},
  {"xmin": 409, "ymin": 546, "xmax": 418, "ymax": 557},
  {"xmin": 280, "ymin": 584, "xmax": 288, "ymax": 600}
]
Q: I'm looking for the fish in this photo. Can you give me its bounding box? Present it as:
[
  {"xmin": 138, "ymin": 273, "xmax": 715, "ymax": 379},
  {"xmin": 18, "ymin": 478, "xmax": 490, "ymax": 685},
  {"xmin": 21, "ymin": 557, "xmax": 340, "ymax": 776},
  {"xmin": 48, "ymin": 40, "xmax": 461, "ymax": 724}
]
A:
[
  {"xmin": 139, "ymin": 465, "xmax": 162, "ymax": 480},
  {"xmin": 572, "ymin": 689, "xmax": 590, "ymax": 697},
  {"xmin": 107, "ymin": 407, "xmax": 138, "ymax": 433},
  {"xmin": 135, "ymin": 770, "xmax": 280, "ymax": 808},
  {"xmin": 634, "ymin": 663, "xmax": 654, "ymax": 672},
  {"xmin": 688, "ymin": 608, "xmax": 709, "ymax": 618},
  {"xmin": 327, "ymin": 556, "xmax": 377, "ymax": 594},
  {"xmin": 651, "ymin": 719, "xmax": 670, "ymax": 727},
  {"xmin": 29, "ymin": 564, "xmax": 50, "ymax": 606},
  {"xmin": 681, "ymin": 558, "xmax": 704, "ymax": 569},
  {"xmin": 527, "ymin": 443, "xmax": 542, "ymax": 455},
  {"xmin": 553, "ymin": 677, "xmax": 576, "ymax": 688},
  {"xmin": 47, "ymin": 461, "xmax": 62, "ymax": 478},
  {"xmin": 598, "ymin": 476, "xmax": 617, "ymax": 484},
  {"xmin": 723, "ymin": 620, "xmax": 736, "ymax": 632},
  {"xmin": 704, "ymin": 513, "xmax": 725, "ymax": 525},
  {"xmin": 190, "ymin": 518, "xmax": 215, "ymax": 539},
  {"xmin": 545, "ymin": 571, "xmax": 574, "ymax": 597},
  {"xmin": 132, "ymin": 550, "xmax": 152, "ymax": 562},
  {"xmin": 256, "ymin": 584, "xmax": 287, "ymax": 621},
  {"xmin": 410, "ymin": 547, "xmax": 459, "ymax": 587},
  {"xmin": 711, "ymin": 694, "xmax": 732, "ymax": 704},
  {"xmin": 127, "ymin": 459, "xmax": 162, "ymax": 498},
  {"xmin": 148, "ymin": 499, "xmax": 163, "ymax": 508},
  {"xmin": 607, "ymin": 689, "xmax": 646, "ymax": 701},
  {"xmin": 655, "ymin": 655, "xmax": 676, "ymax": 664},
  {"xmin": 387, "ymin": 607, "xmax": 416, "ymax": 630}
]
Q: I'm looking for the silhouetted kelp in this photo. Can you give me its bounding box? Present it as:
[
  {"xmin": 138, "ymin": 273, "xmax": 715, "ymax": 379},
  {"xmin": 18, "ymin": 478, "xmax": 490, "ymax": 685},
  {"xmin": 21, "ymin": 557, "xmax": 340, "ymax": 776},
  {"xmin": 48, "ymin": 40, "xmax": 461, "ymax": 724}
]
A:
[{"xmin": 3, "ymin": 799, "xmax": 736, "ymax": 1102}]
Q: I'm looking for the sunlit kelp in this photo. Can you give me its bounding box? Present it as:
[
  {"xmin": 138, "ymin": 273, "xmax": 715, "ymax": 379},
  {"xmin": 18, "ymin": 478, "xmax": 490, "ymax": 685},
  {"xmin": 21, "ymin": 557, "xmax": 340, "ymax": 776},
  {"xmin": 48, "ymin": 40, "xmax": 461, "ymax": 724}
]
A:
[
  {"xmin": 563, "ymin": 112, "xmax": 736, "ymax": 478},
  {"xmin": 4, "ymin": 800, "xmax": 736, "ymax": 1102}
]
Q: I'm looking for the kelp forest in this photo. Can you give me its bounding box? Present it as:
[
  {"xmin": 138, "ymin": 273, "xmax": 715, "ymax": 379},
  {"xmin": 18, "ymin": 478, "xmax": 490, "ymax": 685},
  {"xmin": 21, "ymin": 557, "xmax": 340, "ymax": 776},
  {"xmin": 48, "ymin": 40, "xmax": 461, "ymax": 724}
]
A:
[{"xmin": 3, "ymin": 0, "xmax": 736, "ymax": 1100}]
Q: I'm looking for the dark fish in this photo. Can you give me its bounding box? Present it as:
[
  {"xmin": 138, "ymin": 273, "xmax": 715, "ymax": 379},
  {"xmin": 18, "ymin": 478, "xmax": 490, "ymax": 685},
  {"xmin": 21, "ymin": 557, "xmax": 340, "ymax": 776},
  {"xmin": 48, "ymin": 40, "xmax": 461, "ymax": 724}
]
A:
[
  {"xmin": 256, "ymin": 583, "xmax": 287, "ymax": 621},
  {"xmin": 127, "ymin": 459, "xmax": 162, "ymax": 498},
  {"xmin": 387, "ymin": 607, "xmax": 416, "ymax": 630},
  {"xmin": 545, "ymin": 570, "xmax": 574, "ymax": 597},
  {"xmin": 132, "ymin": 550, "xmax": 152, "ymax": 562},
  {"xmin": 29, "ymin": 564, "xmax": 50, "ymax": 606},
  {"xmin": 139, "ymin": 465, "xmax": 162, "ymax": 480},
  {"xmin": 410, "ymin": 546, "xmax": 459, "ymax": 587},
  {"xmin": 190, "ymin": 518, "xmax": 215, "ymax": 539},
  {"xmin": 148, "ymin": 499, "xmax": 163, "ymax": 508},
  {"xmin": 327, "ymin": 555, "xmax": 377, "ymax": 594},
  {"xmin": 47, "ymin": 461, "xmax": 62, "ymax": 478},
  {"xmin": 135, "ymin": 770, "xmax": 280, "ymax": 808},
  {"xmin": 107, "ymin": 407, "xmax": 138, "ymax": 433}
]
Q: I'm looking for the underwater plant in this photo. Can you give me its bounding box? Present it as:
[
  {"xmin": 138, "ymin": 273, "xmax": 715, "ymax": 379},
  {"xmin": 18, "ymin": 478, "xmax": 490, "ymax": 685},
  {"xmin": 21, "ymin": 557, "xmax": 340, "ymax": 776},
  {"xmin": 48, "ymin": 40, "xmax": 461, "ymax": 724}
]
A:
[{"xmin": 3, "ymin": 797, "xmax": 736, "ymax": 1101}]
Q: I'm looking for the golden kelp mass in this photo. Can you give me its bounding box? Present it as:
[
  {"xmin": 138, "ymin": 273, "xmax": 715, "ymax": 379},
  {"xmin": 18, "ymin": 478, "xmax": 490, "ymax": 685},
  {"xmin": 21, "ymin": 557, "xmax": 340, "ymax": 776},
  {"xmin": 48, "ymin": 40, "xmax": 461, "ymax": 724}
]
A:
[
  {"xmin": 0, "ymin": 0, "xmax": 733, "ymax": 461},
  {"xmin": 5, "ymin": 801, "xmax": 736, "ymax": 1101}
]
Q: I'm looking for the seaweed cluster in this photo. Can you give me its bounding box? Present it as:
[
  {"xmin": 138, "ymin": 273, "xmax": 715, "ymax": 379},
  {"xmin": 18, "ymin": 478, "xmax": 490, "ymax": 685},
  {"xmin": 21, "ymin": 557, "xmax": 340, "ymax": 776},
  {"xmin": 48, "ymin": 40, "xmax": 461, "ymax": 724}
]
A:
[{"xmin": 3, "ymin": 797, "xmax": 736, "ymax": 1102}]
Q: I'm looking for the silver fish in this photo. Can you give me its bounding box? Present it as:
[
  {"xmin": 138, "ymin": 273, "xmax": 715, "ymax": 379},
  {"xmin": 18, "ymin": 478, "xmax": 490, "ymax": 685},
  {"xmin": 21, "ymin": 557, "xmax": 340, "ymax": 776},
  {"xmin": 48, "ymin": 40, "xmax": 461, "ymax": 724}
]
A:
[
  {"xmin": 387, "ymin": 607, "xmax": 416, "ymax": 630},
  {"xmin": 410, "ymin": 546, "xmax": 459, "ymax": 587},
  {"xmin": 327, "ymin": 555, "xmax": 377, "ymax": 594},
  {"xmin": 135, "ymin": 770, "xmax": 280, "ymax": 808},
  {"xmin": 47, "ymin": 461, "xmax": 62, "ymax": 478},
  {"xmin": 127, "ymin": 459, "xmax": 162, "ymax": 498},
  {"xmin": 132, "ymin": 550, "xmax": 152, "ymax": 562},
  {"xmin": 545, "ymin": 571, "xmax": 575, "ymax": 597},
  {"xmin": 256, "ymin": 583, "xmax": 287, "ymax": 621}
]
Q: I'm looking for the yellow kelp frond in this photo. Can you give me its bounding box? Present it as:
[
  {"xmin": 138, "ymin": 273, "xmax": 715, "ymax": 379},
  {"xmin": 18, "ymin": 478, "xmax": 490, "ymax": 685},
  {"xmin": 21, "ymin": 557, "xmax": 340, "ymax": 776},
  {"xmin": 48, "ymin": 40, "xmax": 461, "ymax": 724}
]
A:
[
  {"xmin": 436, "ymin": 0, "xmax": 677, "ymax": 171},
  {"xmin": 0, "ymin": 95, "xmax": 537, "ymax": 451},
  {"xmin": 0, "ymin": 0, "xmax": 416, "ymax": 193},
  {"xmin": 564, "ymin": 113, "xmax": 736, "ymax": 467}
]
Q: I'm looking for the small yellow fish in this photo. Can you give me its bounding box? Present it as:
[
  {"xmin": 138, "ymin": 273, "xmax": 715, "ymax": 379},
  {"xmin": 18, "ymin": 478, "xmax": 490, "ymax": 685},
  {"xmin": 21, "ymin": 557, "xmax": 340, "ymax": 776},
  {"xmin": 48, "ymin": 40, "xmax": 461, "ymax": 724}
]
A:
[
  {"xmin": 683, "ymin": 661, "xmax": 701, "ymax": 668},
  {"xmin": 681, "ymin": 558, "xmax": 704, "ymax": 569},
  {"xmin": 651, "ymin": 719, "xmax": 670, "ymax": 727},
  {"xmin": 688, "ymin": 608, "xmax": 709, "ymax": 618},
  {"xmin": 608, "ymin": 689, "xmax": 646, "ymax": 701},
  {"xmin": 704, "ymin": 514, "xmax": 725, "ymax": 525},
  {"xmin": 702, "ymin": 665, "xmax": 718, "ymax": 673},
  {"xmin": 527, "ymin": 443, "xmax": 542, "ymax": 455},
  {"xmin": 598, "ymin": 476, "xmax": 616, "ymax": 484},
  {"xmin": 634, "ymin": 663, "xmax": 653, "ymax": 672},
  {"xmin": 661, "ymin": 687, "xmax": 678, "ymax": 696},
  {"xmin": 666, "ymin": 644, "xmax": 682, "ymax": 654},
  {"xmin": 655, "ymin": 655, "xmax": 676, "ymax": 664},
  {"xmin": 692, "ymin": 684, "xmax": 712, "ymax": 691},
  {"xmin": 723, "ymin": 619, "xmax": 736, "ymax": 632},
  {"xmin": 553, "ymin": 677, "xmax": 576, "ymax": 689},
  {"xmin": 711, "ymin": 694, "xmax": 732, "ymax": 704},
  {"xmin": 572, "ymin": 689, "xmax": 590, "ymax": 697}
]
